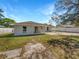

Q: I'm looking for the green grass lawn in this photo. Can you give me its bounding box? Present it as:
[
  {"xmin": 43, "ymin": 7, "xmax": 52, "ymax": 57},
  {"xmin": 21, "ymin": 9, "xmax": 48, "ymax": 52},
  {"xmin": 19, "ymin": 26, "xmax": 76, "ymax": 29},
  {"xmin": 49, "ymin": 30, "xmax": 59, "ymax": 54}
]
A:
[{"xmin": 0, "ymin": 34, "xmax": 79, "ymax": 52}]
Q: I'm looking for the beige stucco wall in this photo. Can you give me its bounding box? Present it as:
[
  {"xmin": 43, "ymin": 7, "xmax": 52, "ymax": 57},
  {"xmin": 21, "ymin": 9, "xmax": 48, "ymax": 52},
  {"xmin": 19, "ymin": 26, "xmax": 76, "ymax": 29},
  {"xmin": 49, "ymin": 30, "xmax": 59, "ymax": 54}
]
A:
[
  {"xmin": 14, "ymin": 26, "xmax": 35, "ymax": 35},
  {"xmin": 14, "ymin": 25, "xmax": 52, "ymax": 36},
  {"xmin": 14, "ymin": 26, "xmax": 44, "ymax": 35},
  {"xmin": 44, "ymin": 26, "xmax": 52, "ymax": 32}
]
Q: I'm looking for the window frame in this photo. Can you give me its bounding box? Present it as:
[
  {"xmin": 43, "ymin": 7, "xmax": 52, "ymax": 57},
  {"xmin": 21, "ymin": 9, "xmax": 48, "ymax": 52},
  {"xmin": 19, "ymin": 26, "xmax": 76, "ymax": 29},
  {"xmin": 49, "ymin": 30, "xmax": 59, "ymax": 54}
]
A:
[{"xmin": 23, "ymin": 26, "xmax": 27, "ymax": 32}]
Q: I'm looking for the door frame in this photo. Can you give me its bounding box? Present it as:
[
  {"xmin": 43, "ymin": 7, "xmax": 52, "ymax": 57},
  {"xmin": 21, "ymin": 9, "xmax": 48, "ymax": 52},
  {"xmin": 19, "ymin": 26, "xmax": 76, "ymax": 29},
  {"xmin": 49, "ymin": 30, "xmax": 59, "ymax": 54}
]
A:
[{"xmin": 34, "ymin": 26, "xmax": 38, "ymax": 33}]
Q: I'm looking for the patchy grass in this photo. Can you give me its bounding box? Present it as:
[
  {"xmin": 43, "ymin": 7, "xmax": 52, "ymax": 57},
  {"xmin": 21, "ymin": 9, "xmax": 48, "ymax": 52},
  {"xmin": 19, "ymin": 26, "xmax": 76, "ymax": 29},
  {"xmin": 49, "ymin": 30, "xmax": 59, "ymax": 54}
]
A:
[
  {"xmin": 0, "ymin": 34, "xmax": 79, "ymax": 52},
  {"xmin": 48, "ymin": 37, "xmax": 79, "ymax": 59}
]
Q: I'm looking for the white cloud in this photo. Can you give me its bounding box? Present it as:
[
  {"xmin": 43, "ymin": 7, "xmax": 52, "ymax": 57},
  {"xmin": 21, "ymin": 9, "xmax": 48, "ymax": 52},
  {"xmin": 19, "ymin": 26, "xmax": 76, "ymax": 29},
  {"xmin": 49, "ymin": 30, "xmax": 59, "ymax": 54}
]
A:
[
  {"xmin": 35, "ymin": 3, "xmax": 55, "ymax": 25},
  {"xmin": 0, "ymin": 3, "xmax": 20, "ymax": 22},
  {"xmin": 37, "ymin": 3, "xmax": 55, "ymax": 16}
]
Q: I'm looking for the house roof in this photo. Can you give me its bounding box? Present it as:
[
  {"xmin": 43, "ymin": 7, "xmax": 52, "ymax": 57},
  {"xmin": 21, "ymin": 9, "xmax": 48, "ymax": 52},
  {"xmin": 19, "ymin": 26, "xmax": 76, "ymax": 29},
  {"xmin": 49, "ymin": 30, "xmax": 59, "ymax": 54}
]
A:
[{"xmin": 15, "ymin": 21, "xmax": 51, "ymax": 26}]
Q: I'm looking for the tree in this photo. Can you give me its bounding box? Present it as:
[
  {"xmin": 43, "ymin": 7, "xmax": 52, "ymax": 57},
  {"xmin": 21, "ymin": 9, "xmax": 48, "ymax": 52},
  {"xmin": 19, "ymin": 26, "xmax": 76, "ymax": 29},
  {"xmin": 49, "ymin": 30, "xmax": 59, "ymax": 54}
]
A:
[
  {"xmin": 51, "ymin": 0, "xmax": 79, "ymax": 26},
  {"xmin": 0, "ymin": 9, "xmax": 16, "ymax": 27},
  {"xmin": 0, "ymin": 9, "xmax": 4, "ymax": 20},
  {"xmin": 0, "ymin": 18, "xmax": 16, "ymax": 27}
]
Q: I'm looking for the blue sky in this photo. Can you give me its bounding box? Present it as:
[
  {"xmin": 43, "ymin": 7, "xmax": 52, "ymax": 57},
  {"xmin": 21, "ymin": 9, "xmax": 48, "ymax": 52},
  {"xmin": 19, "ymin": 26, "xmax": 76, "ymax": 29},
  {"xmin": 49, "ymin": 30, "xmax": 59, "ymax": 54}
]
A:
[{"xmin": 0, "ymin": 0, "xmax": 56, "ymax": 24}]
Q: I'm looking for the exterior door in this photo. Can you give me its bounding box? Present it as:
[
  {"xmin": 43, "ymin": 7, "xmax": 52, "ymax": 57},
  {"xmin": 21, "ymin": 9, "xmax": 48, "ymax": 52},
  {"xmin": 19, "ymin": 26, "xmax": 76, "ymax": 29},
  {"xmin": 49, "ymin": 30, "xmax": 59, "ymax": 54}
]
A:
[
  {"xmin": 34, "ymin": 26, "xmax": 38, "ymax": 33},
  {"xmin": 47, "ymin": 27, "xmax": 49, "ymax": 31}
]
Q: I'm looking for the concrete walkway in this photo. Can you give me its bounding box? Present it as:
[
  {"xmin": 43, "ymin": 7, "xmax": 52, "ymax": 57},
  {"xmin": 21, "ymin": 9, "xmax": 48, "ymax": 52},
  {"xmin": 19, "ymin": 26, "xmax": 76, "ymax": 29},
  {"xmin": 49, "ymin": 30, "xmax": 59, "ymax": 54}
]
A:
[
  {"xmin": 0, "ymin": 43, "xmax": 54, "ymax": 59},
  {"xmin": 0, "ymin": 48, "xmax": 22, "ymax": 59},
  {"xmin": 45, "ymin": 32, "xmax": 79, "ymax": 36}
]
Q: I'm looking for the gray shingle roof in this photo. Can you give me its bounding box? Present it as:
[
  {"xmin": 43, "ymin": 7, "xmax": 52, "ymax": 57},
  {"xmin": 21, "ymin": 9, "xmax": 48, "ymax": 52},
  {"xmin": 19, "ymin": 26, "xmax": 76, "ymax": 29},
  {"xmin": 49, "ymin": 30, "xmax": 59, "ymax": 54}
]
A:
[{"xmin": 15, "ymin": 21, "xmax": 49, "ymax": 26}]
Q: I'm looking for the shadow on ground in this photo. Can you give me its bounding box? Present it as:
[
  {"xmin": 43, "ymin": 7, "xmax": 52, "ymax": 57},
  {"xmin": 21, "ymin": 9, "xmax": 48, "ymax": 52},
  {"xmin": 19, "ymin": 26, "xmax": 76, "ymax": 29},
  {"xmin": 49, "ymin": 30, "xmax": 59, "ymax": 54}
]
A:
[
  {"xmin": 0, "ymin": 33, "xmax": 45, "ymax": 38},
  {"xmin": 47, "ymin": 37, "xmax": 79, "ymax": 59}
]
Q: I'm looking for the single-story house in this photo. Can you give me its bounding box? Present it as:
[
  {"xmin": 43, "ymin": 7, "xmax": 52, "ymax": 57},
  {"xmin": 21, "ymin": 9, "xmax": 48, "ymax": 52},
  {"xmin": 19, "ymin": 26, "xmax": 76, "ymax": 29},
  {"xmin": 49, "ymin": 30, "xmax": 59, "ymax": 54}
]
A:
[{"xmin": 14, "ymin": 21, "xmax": 52, "ymax": 35}]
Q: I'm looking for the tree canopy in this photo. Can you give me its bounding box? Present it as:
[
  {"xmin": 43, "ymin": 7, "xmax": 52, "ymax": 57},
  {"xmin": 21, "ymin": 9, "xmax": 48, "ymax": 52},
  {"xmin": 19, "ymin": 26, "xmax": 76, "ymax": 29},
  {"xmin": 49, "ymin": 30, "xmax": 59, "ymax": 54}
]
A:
[
  {"xmin": 0, "ymin": 18, "xmax": 16, "ymax": 27},
  {"xmin": 0, "ymin": 9, "xmax": 16, "ymax": 27},
  {"xmin": 0, "ymin": 9, "xmax": 4, "ymax": 20},
  {"xmin": 51, "ymin": 0, "xmax": 79, "ymax": 26}
]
